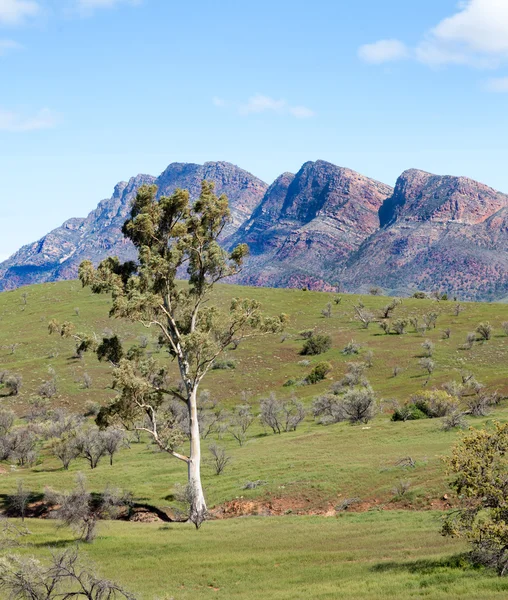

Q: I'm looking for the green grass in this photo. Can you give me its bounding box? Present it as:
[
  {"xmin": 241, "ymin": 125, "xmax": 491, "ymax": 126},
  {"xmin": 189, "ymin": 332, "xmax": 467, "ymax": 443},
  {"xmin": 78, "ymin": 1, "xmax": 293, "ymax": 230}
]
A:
[
  {"xmin": 1, "ymin": 280, "xmax": 508, "ymax": 598},
  {"xmin": 11, "ymin": 513, "xmax": 508, "ymax": 599}
]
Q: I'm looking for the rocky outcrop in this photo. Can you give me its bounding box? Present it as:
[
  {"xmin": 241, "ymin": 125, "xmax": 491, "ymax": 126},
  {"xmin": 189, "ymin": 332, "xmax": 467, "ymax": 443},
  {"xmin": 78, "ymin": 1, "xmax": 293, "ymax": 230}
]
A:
[
  {"xmin": 228, "ymin": 160, "xmax": 393, "ymax": 289},
  {"xmin": 0, "ymin": 162, "xmax": 267, "ymax": 291},
  {"xmin": 343, "ymin": 170, "xmax": 508, "ymax": 300}
]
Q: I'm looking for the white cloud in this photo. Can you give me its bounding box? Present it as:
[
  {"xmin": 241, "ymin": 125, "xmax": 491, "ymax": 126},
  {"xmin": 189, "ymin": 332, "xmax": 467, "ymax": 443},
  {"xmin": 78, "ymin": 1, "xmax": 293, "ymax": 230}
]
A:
[
  {"xmin": 76, "ymin": 0, "xmax": 141, "ymax": 14},
  {"xmin": 0, "ymin": 39, "xmax": 22, "ymax": 55},
  {"xmin": 0, "ymin": 0, "xmax": 39, "ymax": 25},
  {"xmin": 0, "ymin": 107, "xmax": 59, "ymax": 132},
  {"xmin": 238, "ymin": 94, "xmax": 315, "ymax": 118},
  {"xmin": 485, "ymin": 76, "xmax": 508, "ymax": 92},
  {"xmin": 212, "ymin": 96, "xmax": 226, "ymax": 107},
  {"xmin": 358, "ymin": 39, "xmax": 410, "ymax": 64},
  {"xmin": 359, "ymin": 0, "xmax": 508, "ymax": 69}
]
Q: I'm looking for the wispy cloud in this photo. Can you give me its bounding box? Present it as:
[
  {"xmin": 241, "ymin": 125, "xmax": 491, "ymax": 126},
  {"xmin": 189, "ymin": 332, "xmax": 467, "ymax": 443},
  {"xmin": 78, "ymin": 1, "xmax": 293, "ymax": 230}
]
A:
[
  {"xmin": 0, "ymin": 39, "xmax": 22, "ymax": 56},
  {"xmin": 359, "ymin": 0, "xmax": 508, "ymax": 69},
  {"xmin": 0, "ymin": 0, "xmax": 40, "ymax": 26},
  {"xmin": 0, "ymin": 107, "xmax": 59, "ymax": 132},
  {"xmin": 358, "ymin": 39, "xmax": 410, "ymax": 64},
  {"xmin": 76, "ymin": 0, "xmax": 141, "ymax": 15},
  {"xmin": 237, "ymin": 94, "xmax": 315, "ymax": 119},
  {"xmin": 212, "ymin": 96, "xmax": 226, "ymax": 107},
  {"xmin": 485, "ymin": 76, "xmax": 508, "ymax": 92}
]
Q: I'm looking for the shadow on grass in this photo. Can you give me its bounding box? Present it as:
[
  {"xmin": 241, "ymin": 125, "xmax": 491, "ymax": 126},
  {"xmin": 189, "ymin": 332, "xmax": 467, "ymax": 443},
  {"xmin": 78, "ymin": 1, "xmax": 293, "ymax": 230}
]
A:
[
  {"xmin": 371, "ymin": 553, "xmax": 472, "ymax": 575},
  {"xmin": 31, "ymin": 539, "xmax": 79, "ymax": 548}
]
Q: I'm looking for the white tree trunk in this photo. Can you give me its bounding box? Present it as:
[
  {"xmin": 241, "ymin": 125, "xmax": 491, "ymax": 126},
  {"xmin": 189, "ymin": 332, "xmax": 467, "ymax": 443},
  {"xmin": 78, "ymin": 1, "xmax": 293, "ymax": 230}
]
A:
[{"xmin": 187, "ymin": 388, "xmax": 207, "ymax": 528}]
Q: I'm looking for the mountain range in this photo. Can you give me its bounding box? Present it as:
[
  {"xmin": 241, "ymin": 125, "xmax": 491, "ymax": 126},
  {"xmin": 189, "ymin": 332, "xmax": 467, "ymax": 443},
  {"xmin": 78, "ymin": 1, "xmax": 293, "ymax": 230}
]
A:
[{"xmin": 1, "ymin": 160, "xmax": 508, "ymax": 301}]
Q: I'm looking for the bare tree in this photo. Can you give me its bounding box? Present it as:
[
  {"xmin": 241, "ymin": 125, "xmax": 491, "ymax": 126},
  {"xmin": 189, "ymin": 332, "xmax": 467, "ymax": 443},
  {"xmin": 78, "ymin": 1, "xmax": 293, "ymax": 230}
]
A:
[
  {"xmin": 0, "ymin": 547, "xmax": 136, "ymax": 599},
  {"xmin": 352, "ymin": 303, "xmax": 375, "ymax": 329},
  {"xmin": 7, "ymin": 480, "xmax": 30, "ymax": 523},
  {"xmin": 75, "ymin": 427, "xmax": 107, "ymax": 469},
  {"xmin": 259, "ymin": 394, "xmax": 306, "ymax": 434},
  {"xmin": 49, "ymin": 433, "xmax": 80, "ymax": 470},
  {"xmin": 102, "ymin": 429, "xmax": 125, "ymax": 466},
  {"xmin": 227, "ymin": 404, "xmax": 254, "ymax": 446},
  {"xmin": 208, "ymin": 444, "xmax": 231, "ymax": 475}
]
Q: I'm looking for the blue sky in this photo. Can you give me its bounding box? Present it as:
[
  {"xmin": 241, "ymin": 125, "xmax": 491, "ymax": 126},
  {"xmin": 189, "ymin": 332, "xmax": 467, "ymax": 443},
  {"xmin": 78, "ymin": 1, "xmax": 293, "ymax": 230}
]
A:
[{"xmin": 1, "ymin": 0, "xmax": 508, "ymax": 260}]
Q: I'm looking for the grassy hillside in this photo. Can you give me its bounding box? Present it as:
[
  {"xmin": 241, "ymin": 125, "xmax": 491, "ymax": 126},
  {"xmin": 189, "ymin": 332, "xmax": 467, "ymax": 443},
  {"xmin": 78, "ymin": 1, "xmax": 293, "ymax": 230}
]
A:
[{"xmin": 0, "ymin": 280, "xmax": 508, "ymax": 598}]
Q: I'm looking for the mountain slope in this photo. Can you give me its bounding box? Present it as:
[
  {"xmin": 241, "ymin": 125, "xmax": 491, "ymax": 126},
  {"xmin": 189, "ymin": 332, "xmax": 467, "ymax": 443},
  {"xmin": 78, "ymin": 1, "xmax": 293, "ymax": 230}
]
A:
[
  {"xmin": 343, "ymin": 169, "xmax": 508, "ymax": 300},
  {"xmin": 0, "ymin": 162, "xmax": 267, "ymax": 291},
  {"xmin": 228, "ymin": 160, "xmax": 393, "ymax": 289}
]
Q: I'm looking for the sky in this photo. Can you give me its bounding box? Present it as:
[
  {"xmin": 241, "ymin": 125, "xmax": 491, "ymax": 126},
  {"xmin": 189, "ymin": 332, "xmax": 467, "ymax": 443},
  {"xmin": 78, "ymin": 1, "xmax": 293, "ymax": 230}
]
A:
[{"xmin": 1, "ymin": 0, "xmax": 508, "ymax": 260}]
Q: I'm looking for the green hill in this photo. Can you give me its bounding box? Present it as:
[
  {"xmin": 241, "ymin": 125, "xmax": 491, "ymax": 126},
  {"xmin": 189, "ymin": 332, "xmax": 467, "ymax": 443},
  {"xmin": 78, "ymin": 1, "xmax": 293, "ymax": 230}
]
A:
[{"xmin": 1, "ymin": 280, "xmax": 508, "ymax": 599}]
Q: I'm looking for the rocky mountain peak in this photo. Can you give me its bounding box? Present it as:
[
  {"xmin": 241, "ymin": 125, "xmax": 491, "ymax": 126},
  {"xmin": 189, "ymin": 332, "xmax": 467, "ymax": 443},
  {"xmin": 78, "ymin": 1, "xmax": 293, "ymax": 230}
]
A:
[{"xmin": 379, "ymin": 169, "xmax": 508, "ymax": 227}]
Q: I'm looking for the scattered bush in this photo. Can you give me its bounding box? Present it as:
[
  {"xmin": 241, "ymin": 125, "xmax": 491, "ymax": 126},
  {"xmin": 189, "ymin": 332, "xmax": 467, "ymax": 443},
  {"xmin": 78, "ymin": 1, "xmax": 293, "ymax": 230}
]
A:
[
  {"xmin": 306, "ymin": 361, "xmax": 331, "ymax": 384},
  {"xmin": 441, "ymin": 410, "xmax": 468, "ymax": 431},
  {"xmin": 476, "ymin": 322, "xmax": 493, "ymax": 341},
  {"xmin": 211, "ymin": 358, "xmax": 236, "ymax": 370},
  {"xmin": 301, "ymin": 334, "xmax": 332, "ymax": 356},
  {"xmin": 259, "ymin": 394, "xmax": 306, "ymax": 434},
  {"xmin": 342, "ymin": 340, "xmax": 361, "ymax": 355}
]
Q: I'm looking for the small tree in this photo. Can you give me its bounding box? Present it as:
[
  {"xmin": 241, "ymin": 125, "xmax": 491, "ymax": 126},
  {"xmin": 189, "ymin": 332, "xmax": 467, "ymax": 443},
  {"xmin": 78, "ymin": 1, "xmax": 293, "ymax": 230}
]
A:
[
  {"xmin": 443, "ymin": 423, "xmax": 508, "ymax": 575},
  {"xmin": 352, "ymin": 303, "xmax": 375, "ymax": 329},
  {"xmin": 391, "ymin": 319, "xmax": 408, "ymax": 335},
  {"xmin": 227, "ymin": 404, "xmax": 254, "ymax": 446},
  {"xmin": 49, "ymin": 432, "xmax": 80, "ymax": 470},
  {"xmin": 259, "ymin": 394, "xmax": 305, "ymax": 434},
  {"xmin": 476, "ymin": 322, "xmax": 493, "ymax": 341},
  {"xmin": 208, "ymin": 444, "xmax": 231, "ymax": 475},
  {"xmin": 419, "ymin": 358, "xmax": 435, "ymax": 380},
  {"xmin": 102, "ymin": 428, "xmax": 124, "ymax": 466},
  {"xmin": 421, "ymin": 339, "xmax": 434, "ymax": 357},
  {"xmin": 380, "ymin": 298, "xmax": 401, "ymax": 319},
  {"xmin": 321, "ymin": 302, "xmax": 332, "ymax": 318},
  {"xmin": 7, "ymin": 480, "xmax": 30, "ymax": 523},
  {"xmin": 75, "ymin": 427, "xmax": 107, "ymax": 469},
  {"xmin": 46, "ymin": 473, "xmax": 97, "ymax": 543},
  {"xmin": 339, "ymin": 387, "xmax": 377, "ymax": 424}
]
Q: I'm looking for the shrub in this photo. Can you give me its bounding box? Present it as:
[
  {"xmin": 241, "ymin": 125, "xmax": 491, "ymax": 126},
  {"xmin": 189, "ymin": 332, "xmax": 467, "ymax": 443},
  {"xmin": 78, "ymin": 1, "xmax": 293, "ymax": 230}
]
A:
[
  {"xmin": 392, "ymin": 319, "xmax": 408, "ymax": 335},
  {"xmin": 502, "ymin": 322, "xmax": 508, "ymax": 336},
  {"xmin": 342, "ymin": 340, "xmax": 361, "ymax": 355},
  {"xmin": 476, "ymin": 322, "xmax": 492, "ymax": 341},
  {"xmin": 339, "ymin": 387, "xmax": 377, "ymax": 424},
  {"xmin": 211, "ymin": 358, "xmax": 236, "ymax": 370},
  {"xmin": 411, "ymin": 390, "xmax": 458, "ymax": 418},
  {"xmin": 0, "ymin": 372, "xmax": 22, "ymax": 396},
  {"xmin": 421, "ymin": 339, "xmax": 434, "ymax": 357},
  {"xmin": 306, "ymin": 361, "xmax": 332, "ymax": 384},
  {"xmin": 441, "ymin": 410, "xmax": 468, "ymax": 431},
  {"xmin": 301, "ymin": 334, "xmax": 332, "ymax": 356},
  {"xmin": 412, "ymin": 291, "xmax": 427, "ymax": 299},
  {"xmin": 391, "ymin": 404, "xmax": 428, "ymax": 422},
  {"xmin": 259, "ymin": 394, "xmax": 306, "ymax": 433}
]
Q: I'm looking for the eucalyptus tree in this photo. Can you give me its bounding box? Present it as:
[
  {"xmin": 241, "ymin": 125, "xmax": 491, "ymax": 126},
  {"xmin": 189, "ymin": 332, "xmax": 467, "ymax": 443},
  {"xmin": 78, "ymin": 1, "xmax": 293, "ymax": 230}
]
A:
[{"xmin": 78, "ymin": 182, "xmax": 286, "ymax": 528}]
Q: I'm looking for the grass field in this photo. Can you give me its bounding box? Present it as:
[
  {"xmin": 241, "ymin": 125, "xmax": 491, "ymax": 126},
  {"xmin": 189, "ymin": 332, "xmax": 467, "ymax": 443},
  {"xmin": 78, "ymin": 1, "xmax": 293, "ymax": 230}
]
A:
[
  {"xmin": 0, "ymin": 280, "xmax": 508, "ymax": 598},
  {"xmin": 11, "ymin": 513, "xmax": 508, "ymax": 600}
]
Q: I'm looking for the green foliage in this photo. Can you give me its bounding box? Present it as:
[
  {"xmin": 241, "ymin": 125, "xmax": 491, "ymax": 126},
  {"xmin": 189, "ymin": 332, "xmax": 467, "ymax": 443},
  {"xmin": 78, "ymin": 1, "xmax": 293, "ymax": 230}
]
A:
[
  {"xmin": 306, "ymin": 361, "xmax": 332, "ymax": 384},
  {"xmin": 444, "ymin": 422, "xmax": 508, "ymax": 575},
  {"xmin": 301, "ymin": 334, "xmax": 332, "ymax": 356}
]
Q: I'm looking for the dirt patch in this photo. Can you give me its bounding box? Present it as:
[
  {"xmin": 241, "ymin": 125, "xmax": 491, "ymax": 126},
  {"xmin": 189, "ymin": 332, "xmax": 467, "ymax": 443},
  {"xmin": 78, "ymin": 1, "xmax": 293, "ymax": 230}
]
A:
[{"xmin": 211, "ymin": 495, "xmax": 453, "ymax": 519}]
